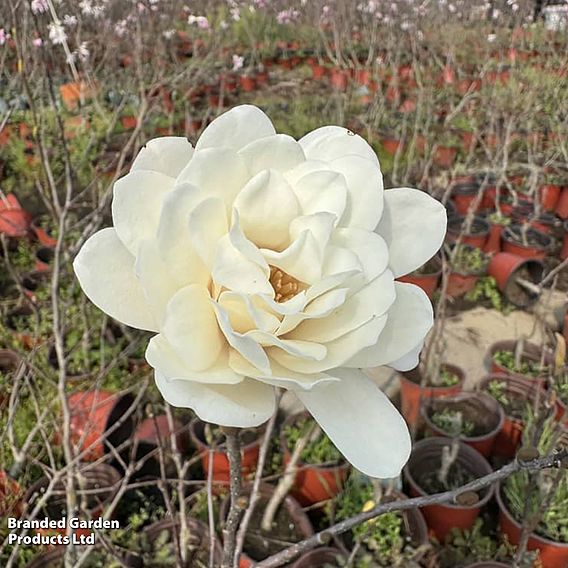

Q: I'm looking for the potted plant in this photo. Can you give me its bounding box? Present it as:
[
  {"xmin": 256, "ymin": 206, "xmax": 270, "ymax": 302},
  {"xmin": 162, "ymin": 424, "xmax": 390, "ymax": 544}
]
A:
[
  {"xmin": 447, "ymin": 216, "xmax": 490, "ymax": 250},
  {"xmin": 397, "ymin": 254, "xmax": 442, "ymax": 299},
  {"xmin": 447, "ymin": 244, "xmax": 489, "ymax": 298},
  {"xmin": 404, "ymin": 438, "xmax": 494, "ymax": 541},
  {"xmin": 421, "ymin": 392, "xmax": 505, "ymax": 458},
  {"xmin": 451, "ymin": 183, "xmax": 483, "ymax": 215},
  {"xmin": 538, "ymin": 172, "xmax": 564, "ymax": 211},
  {"xmin": 399, "ymin": 363, "xmax": 465, "ymax": 427},
  {"xmin": 502, "ymin": 224, "xmax": 552, "ymax": 260},
  {"xmin": 484, "ymin": 213, "xmax": 511, "ymax": 254},
  {"xmin": 327, "ymin": 474, "xmax": 428, "ymax": 567},
  {"xmin": 488, "ymin": 339, "xmax": 553, "ymax": 384},
  {"xmin": 189, "ymin": 419, "xmax": 263, "ymax": 483},
  {"xmin": 433, "ymin": 131, "xmax": 460, "ymax": 168},
  {"xmin": 279, "ymin": 411, "xmax": 349, "ymax": 506}
]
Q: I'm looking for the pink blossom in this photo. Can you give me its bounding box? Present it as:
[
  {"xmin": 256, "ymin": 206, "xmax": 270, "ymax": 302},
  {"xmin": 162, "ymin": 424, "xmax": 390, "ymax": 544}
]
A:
[
  {"xmin": 0, "ymin": 28, "xmax": 8, "ymax": 46},
  {"xmin": 33, "ymin": 37, "xmax": 43, "ymax": 47},
  {"xmin": 31, "ymin": 0, "xmax": 49, "ymax": 15}
]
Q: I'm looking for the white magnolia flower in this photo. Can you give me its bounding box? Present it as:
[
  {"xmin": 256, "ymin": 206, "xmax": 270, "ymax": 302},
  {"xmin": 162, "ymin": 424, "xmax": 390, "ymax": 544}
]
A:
[{"xmin": 74, "ymin": 105, "xmax": 446, "ymax": 478}]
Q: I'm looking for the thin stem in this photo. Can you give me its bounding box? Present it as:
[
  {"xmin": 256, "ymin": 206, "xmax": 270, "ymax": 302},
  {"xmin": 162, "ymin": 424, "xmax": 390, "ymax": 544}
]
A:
[{"xmin": 222, "ymin": 427, "xmax": 243, "ymax": 568}]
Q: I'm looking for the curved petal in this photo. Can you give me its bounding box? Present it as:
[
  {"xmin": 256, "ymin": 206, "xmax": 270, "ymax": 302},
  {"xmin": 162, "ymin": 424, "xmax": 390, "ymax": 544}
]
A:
[
  {"xmin": 296, "ymin": 368, "xmax": 411, "ymax": 478},
  {"xmin": 162, "ymin": 285, "xmax": 225, "ymax": 372},
  {"xmin": 299, "ymin": 126, "xmax": 379, "ymax": 166},
  {"xmin": 188, "ymin": 197, "xmax": 229, "ymax": 267},
  {"xmin": 238, "ymin": 134, "xmax": 305, "ymax": 175},
  {"xmin": 73, "ymin": 228, "xmax": 157, "ymax": 331},
  {"xmin": 233, "ymin": 170, "xmax": 300, "ymax": 250},
  {"xmin": 376, "ymin": 188, "xmax": 447, "ymax": 278},
  {"xmin": 292, "ymin": 170, "xmax": 347, "ymax": 221},
  {"xmin": 389, "ymin": 341, "xmax": 424, "ymax": 372},
  {"xmin": 195, "ymin": 105, "xmax": 276, "ymax": 153},
  {"xmin": 345, "ymin": 282, "xmax": 433, "ymax": 368},
  {"xmin": 246, "ymin": 330, "xmax": 327, "ymax": 361},
  {"xmin": 146, "ymin": 335, "xmax": 242, "ymax": 384},
  {"xmin": 112, "ymin": 170, "xmax": 174, "ymax": 254},
  {"xmin": 331, "ymin": 155, "xmax": 383, "ymax": 230},
  {"xmin": 289, "ymin": 213, "xmax": 336, "ymax": 254},
  {"xmin": 219, "ymin": 292, "xmax": 280, "ymax": 334},
  {"xmin": 132, "ymin": 137, "xmax": 194, "ymax": 177},
  {"xmin": 155, "ymin": 372, "xmax": 275, "ymax": 428},
  {"xmin": 176, "ymin": 147, "xmax": 249, "ymax": 211}
]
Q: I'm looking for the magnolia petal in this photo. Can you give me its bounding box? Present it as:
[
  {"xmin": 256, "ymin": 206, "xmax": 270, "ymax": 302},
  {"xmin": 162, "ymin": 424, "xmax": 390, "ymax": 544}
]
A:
[
  {"xmin": 256, "ymin": 291, "xmax": 308, "ymax": 316},
  {"xmin": 219, "ymin": 292, "xmax": 280, "ymax": 334},
  {"xmin": 296, "ymin": 368, "xmax": 411, "ymax": 478},
  {"xmin": 299, "ymin": 126, "xmax": 379, "ymax": 166},
  {"xmin": 73, "ymin": 228, "xmax": 156, "ymax": 331},
  {"xmin": 156, "ymin": 184, "xmax": 209, "ymax": 288},
  {"xmin": 331, "ymin": 228, "xmax": 389, "ymax": 281},
  {"xmin": 162, "ymin": 285, "xmax": 224, "ymax": 372},
  {"xmin": 146, "ymin": 335, "xmax": 243, "ymax": 384},
  {"xmin": 195, "ymin": 105, "xmax": 276, "ymax": 153},
  {"xmin": 132, "ymin": 137, "xmax": 194, "ymax": 177},
  {"xmin": 322, "ymin": 245, "xmax": 363, "ymax": 277},
  {"xmin": 233, "ymin": 170, "xmax": 300, "ymax": 250},
  {"xmin": 176, "ymin": 147, "xmax": 249, "ymax": 210},
  {"xmin": 212, "ymin": 302, "xmax": 271, "ymax": 374},
  {"xmin": 289, "ymin": 213, "xmax": 336, "ymax": 254},
  {"xmin": 345, "ymin": 282, "xmax": 433, "ymax": 368},
  {"xmin": 288, "ymin": 270, "xmax": 395, "ymax": 343},
  {"xmin": 246, "ymin": 330, "xmax": 327, "ymax": 361},
  {"xmin": 331, "ymin": 155, "xmax": 383, "ymax": 230},
  {"xmin": 188, "ymin": 197, "xmax": 229, "ymax": 268},
  {"xmin": 389, "ymin": 341, "xmax": 424, "ymax": 372},
  {"xmin": 112, "ymin": 170, "xmax": 174, "ymax": 255},
  {"xmin": 272, "ymin": 313, "xmax": 387, "ymax": 374},
  {"xmin": 155, "ymin": 372, "xmax": 275, "ymax": 428},
  {"xmin": 375, "ymin": 187, "xmax": 447, "ymax": 278},
  {"xmin": 292, "ymin": 170, "xmax": 347, "ymax": 221},
  {"xmin": 284, "ymin": 159, "xmax": 328, "ymax": 186},
  {"xmin": 238, "ymin": 134, "xmax": 305, "ymax": 175}
]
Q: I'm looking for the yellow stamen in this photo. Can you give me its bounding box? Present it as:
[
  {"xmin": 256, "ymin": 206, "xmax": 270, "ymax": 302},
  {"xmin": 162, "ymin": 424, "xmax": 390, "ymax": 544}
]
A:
[{"xmin": 269, "ymin": 266, "xmax": 304, "ymax": 303}]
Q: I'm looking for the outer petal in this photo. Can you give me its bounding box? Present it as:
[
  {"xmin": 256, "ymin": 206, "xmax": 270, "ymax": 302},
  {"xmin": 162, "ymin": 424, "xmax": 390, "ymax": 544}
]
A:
[
  {"xmin": 188, "ymin": 197, "xmax": 229, "ymax": 267},
  {"xmin": 296, "ymin": 368, "xmax": 411, "ymax": 478},
  {"xmin": 73, "ymin": 228, "xmax": 157, "ymax": 331},
  {"xmin": 292, "ymin": 170, "xmax": 347, "ymax": 221},
  {"xmin": 112, "ymin": 170, "xmax": 174, "ymax": 254},
  {"xmin": 162, "ymin": 285, "xmax": 225, "ymax": 372},
  {"xmin": 155, "ymin": 373, "xmax": 275, "ymax": 427},
  {"xmin": 132, "ymin": 137, "xmax": 194, "ymax": 177},
  {"xmin": 375, "ymin": 187, "xmax": 447, "ymax": 278},
  {"xmin": 238, "ymin": 134, "xmax": 305, "ymax": 175},
  {"xmin": 389, "ymin": 341, "xmax": 424, "ymax": 372},
  {"xmin": 299, "ymin": 126, "xmax": 379, "ymax": 166},
  {"xmin": 345, "ymin": 282, "xmax": 433, "ymax": 368},
  {"xmin": 195, "ymin": 105, "xmax": 276, "ymax": 152}
]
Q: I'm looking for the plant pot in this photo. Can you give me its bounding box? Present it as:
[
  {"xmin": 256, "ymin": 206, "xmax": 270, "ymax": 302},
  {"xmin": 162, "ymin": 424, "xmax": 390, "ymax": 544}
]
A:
[
  {"xmin": 452, "ymin": 184, "xmax": 481, "ymax": 215},
  {"xmin": 382, "ymin": 136, "xmax": 403, "ymax": 156},
  {"xmin": 447, "ymin": 216, "xmax": 490, "ymax": 249},
  {"xmin": 0, "ymin": 470, "xmax": 22, "ymax": 517},
  {"xmin": 487, "ymin": 339, "xmax": 553, "ymax": 384},
  {"xmin": 404, "ymin": 438, "xmax": 494, "ymax": 541},
  {"xmin": 397, "ymin": 255, "xmax": 442, "ymax": 299},
  {"xmin": 330, "ymin": 68, "xmax": 349, "ymax": 91},
  {"xmin": 310, "ymin": 63, "xmax": 327, "ymax": 79},
  {"xmin": 66, "ymin": 390, "xmax": 136, "ymax": 461},
  {"xmin": 484, "ymin": 222, "xmax": 505, "ymax": 253},
  {"xmin": 496, "ymin": 484, "xmax": 568, "ymax": 568},
  {"xmin": 539, "ymin": 184, "xmax": 562, "ymax": 211},
  {"xmin": 433, "ymin": 145, "xmax": 458, "ymax": 168},
  {"xmin": 447, "ymin": 271, "xmax": 481, "ymax": 298},
  {"xmin": 34, "ymin": 246, "xmax": 55, "ymax": 273},
  {"xmin": 290, "ymin": 547, "xmax": 347, "ymax": 568},
  {"xmin": 421, "ymin": 392, "xmax": 505, "ymax": 458},
  {"xmin": 488, "ymin": 253, "xmax": 544, "ymax": 307},
  {"xmin": 478, "ymin": 374, "xmax": 548, "ymax": 459},
  {"xmin": 24, "ymin": 463, "xmax": 121, "ymax": 536},
  {"xmin": 0, "ymin": 207, "xmax": 31, "ymax": 238},
  {"xmin": 220, "ymin": 483, "xmax": 314, "ymax": 563},
  {"xmin": 399, "ymin": 364, "xmax": 465, "ymax": 427},
  {"xmin": 239, "ymin": 75, "xmax": 257, "ymax": 92},
  {"xmin": 502, "ymin": 226, "xmax": 552, "ymax": 260},
  {"xmin": 279, "ymin": 411, "xmax": 350, "ymax": 505},
  {"xmin": 556, "ymin": 187, "xmax": 568, "ymax": 220},
  {"xmin": 31, "ymin": 217, "xmax": 57, "ymax": 247},
  {"xmin": 135, "ymin": 415, "xmax": 190, "ymax": 454},
  {"xmin": 189, "ymin": 419, "xmax": 262, "ymax": 483}
]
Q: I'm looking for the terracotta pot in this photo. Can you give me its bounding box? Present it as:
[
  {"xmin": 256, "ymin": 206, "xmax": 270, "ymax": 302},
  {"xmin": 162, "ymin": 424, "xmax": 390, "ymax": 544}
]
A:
[
  {"xmin": 447, "ymin": 216, "xmax": 490, "ymax": 249},
  {"xmin": 451, "ymin": 184, "xmax": 482, "ymax": 215},
  {"xmin": 478, "ymin": 374, "xmax": 547, "ymax": 459},
  {"xmin": 487, "ymin": 339, "xmax": 553, "ymax": 384},
  {"xmin": 404, "ymin": 438, "xmax": 494, "ymax": 541},
  {"xmin": 239, "ymin": 75, "xmax": 257, "ymax": 92},
  {"xmin": 539, "ymin": 184, "xmax": 562, "ymax": 211},
  {"xmin": 31, "ymin": 217, "xmax": 57, "ymax": 247},
  {"xmin": 34, "ymin": 246, "xmax": 54, "ymax": 273},
  {"xmin": 400, "ymin": 364, "xmax": 465, "ymax": 426},
  {"xmin": 556, "ymin": 187, "xmax": 568, "ymax": 219},
  {"xmin": 66, "ymin": 390, "xmax": 136, "ymax": 461},
  {"xmin": 397, "ymin": 255, "xmax": 442, "ymax": 298},
  {"xmin": 421, "ymin": 392, "xmax": 505, "ymax": 458},
  {"xmin": 19, "ymin": 271, "xmax": 46, "ymax": 301},
  {"xmin": 502, "ymin": 226, "xmax": 552, "ymax": 260},
  {"xmin": 220, "ymin": 483, "xmax": 314, "ymax": 563},
  {"xmin": 433, "ymin": 145, "xmax": 458, "ymax": 168},
  {"xmin": 121, "ymin": 115, "xmax": 137, "ymax": 130},
  {"xmin": 144, "ymin": 516, "xmax": 222, "ymax": 565},
  {"xmin": 447, "ymin": 270, "xmax": 480, "ymax": 297},
  {"xmin": 354, "ymin": 68, "xmax": 371, "ymax": 86},
  {"xmin": 189, "ymin": 419, "xmax": 262, "ymax": 483},
  {"xmin": 135, "ymin": 415, "xmax": 190, "ymax": 454},
  {"xmin": 279, "ymin": 411, "xmax": 350, "ymax": 505},
  {"xmin": 330, "ymin": 68, "xmax": 349, "ymax": 91},
  {"xmin": 24, "ymin": 464, "xmax": 120, "ymax": 535},
  {"xmin": 382, "ymin": 136, "xmax": 403, "ymax": 156},
  {"xmin": 484, "ymin": 223, "xmax": 506, "ymax": 254},
  {"xmin": 310, "ymin": 64, "xmax": 327, "ymax": 79},
  {"xmin": 0, "ymin": 470, "xmax": 22, "ymax": 517},
  {"xmin": 488, "ymin": 253, "xmax": 544, "ymax": 307},
  {"xmin": 496, "ymin": 484, "xmax": 568, "ymax": 568},
  {"xmin": 59, "ymin": 81, "xmax": 94, "ymax": 111},
  {"xmin": 0, "ymin": 207, "xmax": 31, "ymax": 237},
  {"xmin": 290, "ymin": 547, "xmax": 346, "ymax": 568}
]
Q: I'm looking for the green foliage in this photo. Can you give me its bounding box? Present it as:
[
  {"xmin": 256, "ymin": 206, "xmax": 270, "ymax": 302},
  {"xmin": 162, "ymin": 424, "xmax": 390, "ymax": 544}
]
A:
[
  {"xmin": 431, "ymin": 408, "xmax": 476, "ymax": 437},
  {"xmin": 439, "ymin": 368, "xmax": 460, "ymax": 387},
  {"xmin": 283, "ymin": 416, "xmax": 342, "ymax": 465},
  {"xmin": 486, "ymin": 379, "xmax": 509, "ymax": 406},
  {"xmin": 450, "ymin": 245, "xmax": 487, "ymax": 274},
  {"xmin": 465, "ymin": 276, "xmax": 509, "ymax": 312},
  {"xmin": 493, "ymin": 349, "xmax": 548, "ymax": 377}
]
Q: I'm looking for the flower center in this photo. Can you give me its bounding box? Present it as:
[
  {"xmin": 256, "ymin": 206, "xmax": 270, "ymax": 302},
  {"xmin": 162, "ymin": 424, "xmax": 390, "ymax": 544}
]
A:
[{"xmin": 269, "ymin": 266, "xmax": 304, "ymax": 303}]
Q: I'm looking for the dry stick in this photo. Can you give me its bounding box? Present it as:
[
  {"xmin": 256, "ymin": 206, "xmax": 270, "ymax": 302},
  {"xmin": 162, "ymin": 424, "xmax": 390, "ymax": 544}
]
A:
[
  {"xmin": 222, "ymin": 427, "xmax": 244, "ymax": 568},
  {"xmin": 255, "ymin": 449, "xmax": 568, "ymax": 568},
  {"xmin": 234, "ymin": 392, "xmax": 283, "ymax": 566},
  {"xmin": 207, "ymin": 449, "xmax": 217, "ymax": 568},
  {"xmin": 260, "ymin": 423, "xmax": 321, "ymax": 533}
]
